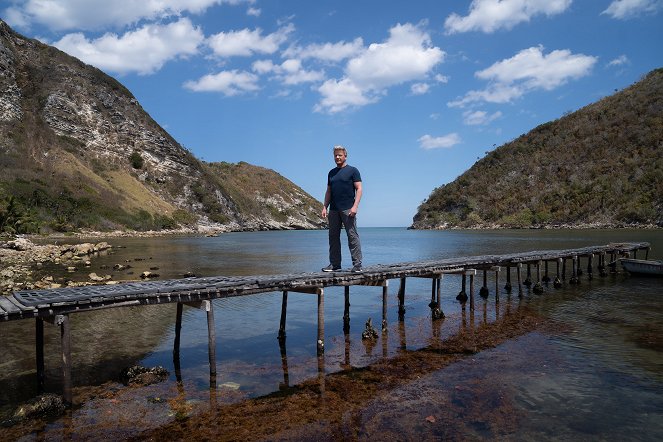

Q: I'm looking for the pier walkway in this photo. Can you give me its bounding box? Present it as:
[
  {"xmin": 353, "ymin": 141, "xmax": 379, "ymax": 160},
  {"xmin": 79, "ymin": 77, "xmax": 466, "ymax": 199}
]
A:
[{"xmin": 0, "ymin": 241, "xmax": 650, "ymax": 404}]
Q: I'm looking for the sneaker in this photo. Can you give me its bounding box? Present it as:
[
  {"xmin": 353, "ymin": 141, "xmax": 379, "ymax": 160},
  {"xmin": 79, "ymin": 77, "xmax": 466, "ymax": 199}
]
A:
[
  {"xmin": 351, "ymin": 265, "xmax": 363, "ymax": 273},
  {"xmin": 322, "ymin": 264, "xmax": 341, "ymax": 272}
]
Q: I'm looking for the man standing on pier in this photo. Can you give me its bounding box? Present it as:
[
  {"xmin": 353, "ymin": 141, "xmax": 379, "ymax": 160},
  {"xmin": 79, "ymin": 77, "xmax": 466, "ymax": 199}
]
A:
[{"xmin": 321, "ymin": 145, "xmax": 363, "ymax": 273}]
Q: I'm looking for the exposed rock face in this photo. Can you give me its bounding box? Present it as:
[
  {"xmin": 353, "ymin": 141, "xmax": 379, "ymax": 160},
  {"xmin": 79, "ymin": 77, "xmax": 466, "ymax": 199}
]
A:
[{"xmin": 0, "ymin": 20, "xmax": 324, "ymax": 233}]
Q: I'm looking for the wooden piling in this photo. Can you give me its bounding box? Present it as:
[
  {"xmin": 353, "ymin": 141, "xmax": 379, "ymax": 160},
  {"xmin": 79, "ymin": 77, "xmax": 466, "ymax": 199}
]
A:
[
  {"xmin": 205, "ymin": 301, "xmax": 217, "ymax": 377},
  {"xmin": 36, "ymin": 318, "xmax": 44, "ymax": 393},
  {"xmin": 382, "ymin": 283, "xmax": 388, "ymax": 328},
  {"xmin": 542, "ymin": 260, "xmax": 550, "ymax": 283},
  {"xmin": 278, "ymin": 291, "xmax": 288, "ymax": 340},
  {"xmin": 398, "ymin": 277, "xmax": 406, "ymax": 319},
  {"xmin": 343, "ymin": 286, "xmax": 350, "ymax": 333},
  {"xmin": 469, "ymin": 272, "xmax": 475, "ymax": 311},
  {"xmin": 480, "ymin": 269, "xmax": 489, "ymax": 298},
  {"xmin": 554, "ymin": 258, "xmax": 562, "ymax": 288},
  {"xmin": 570, "ymin": 255, "xmax": 579, "ymax": 284},
  {"xmin": 587, "ymin": 254, "xmax": 594, "ymax": 280},
  {"xmin": 317, "ymin": 288, "xmax": 324, "ymax": 355},
  {"xmin": 494, "ymin": 267, "xmax": 500, "ymax": 301},
  {"xmin": 504, "ymin": 265, "xmax": 512, "ymax": 292},
  {"xmin": 517, "ymin": 263, "xmax": 523, "ymax": 297},
  {"xmin": 57, "ymin": 314, "xmax": 72, "ymax": 406}
]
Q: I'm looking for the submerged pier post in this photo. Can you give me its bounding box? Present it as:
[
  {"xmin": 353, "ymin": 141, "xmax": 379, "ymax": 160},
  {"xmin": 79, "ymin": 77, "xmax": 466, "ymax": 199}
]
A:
[
  {"xmin": 398, "ymin": 277, "xmax": 406, "ymax": 320},
  {"xmin": 533, "ymin": 260, "xmax": 544, "ymax": 294},
  {"xmin": 517, "ymin": 263, "xmax": 523, "ymax": 297},
  {"xmin": 542, "ymin": 260, "xmax": 551, "ymax": 283},
  {"xmin": 36, "ymin": 318, "xmax": 44, "ymax": 393},
  {"xmin": 278, "ymin": 291, "xmax": 288, "ymax": 340},
  {"xmin": 457, "ymin": 273, "xmax": 468, "ymax": 304},
  {"xmin": 570, "ymin": 255, "xmax": 579, "ymax": 284},
  {"xmin": 494, "ymin": 267, "xmax": 500, "ymax": 301},
  {"xmin": 343, "ymin": 286, "xmax": 350, "ymax": 333},
  {"xmin": 469, "ymin": 272, "xmax": 475, "ymax": 311},
  {"xmin": 57, "ymin": 314, "xmax": 72, "ymax": 406},
  {"xmin": 504, "ymin": 265, "xmax": 512, "ymax": 293},
  {"xmin": 317, "ymin": 288, "xmax": 325, "ymax": 355},
  {"xmin": 599, "ymin": 252, "xmax": 607, "ymax": 277},
  {"xmin": 524, "ymin": 264, "xmax": 532, "ymax": 287},
  {"xmin": 480, "ymin": 270, "xmax": 489, "ymax": 298},
  {"xmin": 587, "ymin": 254, "xmax": 594, "ymax": 280},
  {"xmin": 205, "ymin": 300, "xmax": 217, "ymax": 378},
  {"xmin": 382, "ymin": 282, "xmax": 389, "ymax": 328},
  {"xmin": 554, "ymin": 258, "xmax": 563, "ymax": 288}
]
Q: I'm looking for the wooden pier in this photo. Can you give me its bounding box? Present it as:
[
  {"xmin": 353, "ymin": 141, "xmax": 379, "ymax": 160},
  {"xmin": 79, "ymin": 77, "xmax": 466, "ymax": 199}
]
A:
[{"xmin": 0, "ymin": 241, "xmax": 650, "ymax": 405}]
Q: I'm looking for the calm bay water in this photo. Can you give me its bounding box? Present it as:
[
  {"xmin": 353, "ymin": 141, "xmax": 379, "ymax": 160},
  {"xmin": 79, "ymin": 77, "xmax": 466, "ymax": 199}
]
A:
[{"xmin": 1, "ymin": 228, "xmax": 662, "ymax": 439}]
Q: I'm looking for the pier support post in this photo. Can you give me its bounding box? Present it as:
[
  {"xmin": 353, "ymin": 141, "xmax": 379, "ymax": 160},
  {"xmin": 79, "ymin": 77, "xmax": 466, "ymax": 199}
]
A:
[
  {"xmin": 599, "ymin": 252, "xmax": 607, "ymax": 277},
  {"xmin": 504, "ymin": 265, "xmax": 512, "ymax": 292},
  {"xmin": 382, "ymin": 283, "xmax": 389, "ymax": 329},
  {"xmin": 542, "ymin": 260, "xmax": 551, "ymax": 283},
  {"xmin": 343, "ymin": 286, "xmax": 350, "ymax": 333},
  {"xmin": 479, "ymin": 270, "xmax": 489, "ymax": 298},
  {"xmin": 533, "ymin": 261, "xmax": 544, "ymax": 294},
  {"xmin": 587, "ymin": 254, "xmax": 594, "ymax": 280},
  {"xmin": 57, "ymin": 314, "xmax": 72, "ymax": 406},
  {"xmin": 562, "ymin": 258, "xmax": 567, "ymax": 280},
  {"xmin": 554, "ymin": 258, "xmax": 562, "ymax": 288},
  {"xmin": 204, "ymin": 301, "xmax": 217, "ymax": 378},
  {"xmin": 570, "ymin": 256, "xmax": 579, "ymax": 284},
  {"xmin": 36, "ymin": 318, "xmax": 44, "ymax": 394},
  {"xmin": 278, "ymin": 291, "xmax": 288, "ymax": 341},
  {"xmin": 645, "ymin": 247, "xmax": 650, "ymax": 260},
  {"xmin": 317, "ymin": 288, "xmax": 325, "ymax": 355},
  {"xmin": 398, "ymin": 278, "xmax": 406, "ymax": 320},
  {"xmin": 457, "ymin": 273, "xmax": 468, "ymax": 304},
  {"xmin": 524, "ymin": 264, "xmax": 532, "ymax": 287},
  {"xmin": 469, "ymin": 272, "xmax": 475, "ymax": 311},
  {"xmin": 493, "ymin": 267, "xmax": 500, "ymax": 301},
  {"xmin": 517, "ymin": 263, "xmax": 523, "ymax": 297}
]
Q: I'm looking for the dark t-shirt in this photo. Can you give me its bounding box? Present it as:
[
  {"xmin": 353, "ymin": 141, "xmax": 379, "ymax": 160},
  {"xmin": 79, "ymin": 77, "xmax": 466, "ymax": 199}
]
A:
[{"xmin": 327, "ymin": 165, "xmax": 361, "ymax": 211}]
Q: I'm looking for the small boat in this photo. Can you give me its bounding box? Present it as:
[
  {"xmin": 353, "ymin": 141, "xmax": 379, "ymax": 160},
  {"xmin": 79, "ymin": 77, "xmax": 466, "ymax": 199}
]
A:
[{"xmin": 620, "ymin": 258, "xmax": 663, "ymax": 276}]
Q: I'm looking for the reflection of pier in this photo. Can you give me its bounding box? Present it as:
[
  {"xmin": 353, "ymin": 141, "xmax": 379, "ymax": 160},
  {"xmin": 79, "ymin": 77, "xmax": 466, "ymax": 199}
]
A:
[{"xmin": 0, "ymin": 242, "xmax": 650, "ymax": 405}]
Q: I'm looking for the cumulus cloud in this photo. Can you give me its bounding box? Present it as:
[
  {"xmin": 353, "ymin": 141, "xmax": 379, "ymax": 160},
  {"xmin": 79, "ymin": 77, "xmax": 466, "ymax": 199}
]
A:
[
  {"xmin": 315, "ymin": 23, "xmax": 444, "ymax": 113},
  {"xmin": 184, "ymin": 69, "xmax": 260, "ymax": 96},
  {"xmin": 247, "ymin": 7, "xmax": 261, "ymax": 17},
  {"xmin": 3, "ymin": 0, "xmax": 252, "ymax": 32},
  {"xmin": 602, "ymin": 0, "xmax": 662, "ymax": 19},
  {"xmin": 449, "ymin": 45, "xmax": 597, "ymax": 107},
  {"xmin": 252, "ymin": 58, "xmax": 324, "ymax": 85},
  {"xmin": 411, "ymin": 83, "xmax": 431, "ymax": 95},
  {"xmin": 207, "ymin": 23, "xmax": 294, "ymax": 57},
  {"xmin": 283, "ymin": 38, "xmax": 364, "ymax": 62},
  {"xmin": 418, "ymin": 133, "xmax": 461, "ymax": 150},
  {"xmin": 52, "ymin": 18, "xmax": 204, "ymax": 75},
  {"xmin": 463, "ymin": 110, "xmax": 502, "ymax": 125},
  {"xmin": 444, "ymin": 0, "xmax": 572, "ymax": 34}
]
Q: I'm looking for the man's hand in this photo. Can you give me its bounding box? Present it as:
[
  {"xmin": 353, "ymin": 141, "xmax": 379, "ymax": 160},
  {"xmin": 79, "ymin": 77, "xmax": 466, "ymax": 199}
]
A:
[
  {"xmin": 349, "ymin": 206, "xmax": 358, "ymax": 217},
  {"xmin": 321, "ymin": 206, "xmax": 328, "ymax": 218}
]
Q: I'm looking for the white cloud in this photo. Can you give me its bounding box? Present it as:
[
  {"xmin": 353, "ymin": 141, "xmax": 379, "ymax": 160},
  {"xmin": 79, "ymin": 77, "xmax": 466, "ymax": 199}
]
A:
[
  {"xmin": 315, "ymin": 23, "xmax": 444, "ymax": 113},
  {"xmin": 247, "ymin": 7, "xmax": 261, "ymax": 17},
  {"xmin": 463, "ymin": 110, "xmax": 502, "ymax": 125},
  {"xmin": 449, "ymin": 46, "xmax": 597, "ymax": 107},
  {"xmin": 52, "ymin": 18, "xmax": 204, "ymax": 75},
  {"xmin": 418, "ymin": 133, "xmax": 461, "ymax": 150},
  {"xmin": 445, "ymin": 0, "xmax": 572, "ymax": 34},
  {"xmin": 283, "ymin": 38, "xmax": 364, "ymax": 62},
  {"xmin": 435, "ymin": 74, "xmax": 449, "ymax": 83},
  {"xmin": 3, "ymin": 0, "xmax": 252, "ymax": 32},
  {"xmin": 607, "ymin": 54, "xmax": 630, "ymax": 67},
  {"xmin": 411, "ymin": 83, "xmax": 430, "ymax": 95},
  {"xmin": 207, "ymin": 23, "xmax": 294, "ymax": 57},
  {"xmin": 252, "ymin": 58, "xmax": 325, "ymax": 85},
  {"xmin": 314, "ymin": 78, "xmax": 376, "ymax": 114},
  {"xmin": 602, "ymin": 0, "xmax": 662, "ymax": 19},
  {"xmin": 184, "ymin": 69, "xmax": 260, "ymax": 96}
]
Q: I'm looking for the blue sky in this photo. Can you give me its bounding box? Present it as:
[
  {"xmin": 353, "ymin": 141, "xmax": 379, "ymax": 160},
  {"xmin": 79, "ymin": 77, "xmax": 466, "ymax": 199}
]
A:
[{"xmin": 3, "ymin": 0, "xmax": 662, "ymax": 227}]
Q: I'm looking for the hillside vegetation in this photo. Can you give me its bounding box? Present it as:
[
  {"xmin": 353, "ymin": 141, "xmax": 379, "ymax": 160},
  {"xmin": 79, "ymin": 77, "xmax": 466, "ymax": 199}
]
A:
[
  {"xmin": 0, "ymin": 20, "xmax": 323, "ymax": 234},
  {"xmin": 412, "ymin": 68, "xmax": 663, "ymax": 230}
]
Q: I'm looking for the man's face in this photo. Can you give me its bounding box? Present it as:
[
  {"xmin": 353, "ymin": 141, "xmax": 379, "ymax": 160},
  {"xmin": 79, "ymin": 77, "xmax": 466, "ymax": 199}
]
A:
[{"xmin": 334, "ymin": 150, "xmax": 347, "ymax": 166}]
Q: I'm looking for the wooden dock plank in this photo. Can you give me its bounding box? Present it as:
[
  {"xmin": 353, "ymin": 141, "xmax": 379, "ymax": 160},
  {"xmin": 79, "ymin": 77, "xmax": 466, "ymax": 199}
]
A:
[{"xmin": 1, "ymin": 241, "xmax": 650, "ymax": 321}]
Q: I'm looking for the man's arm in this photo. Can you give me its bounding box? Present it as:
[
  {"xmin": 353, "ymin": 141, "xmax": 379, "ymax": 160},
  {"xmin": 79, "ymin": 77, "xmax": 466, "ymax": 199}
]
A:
[
  {"xmin": 349, "ymin": 181, "xmax": 362, "ymax": 217},
  {"xmin": 321, "ymin": 185, "xmax": 331, "ymax": 218}
]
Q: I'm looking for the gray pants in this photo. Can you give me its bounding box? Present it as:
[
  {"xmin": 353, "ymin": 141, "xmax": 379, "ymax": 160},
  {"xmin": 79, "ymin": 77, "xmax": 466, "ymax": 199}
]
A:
[{"xmin": 328, "ymin": 209, "xmax": 362, "ymax": 268}]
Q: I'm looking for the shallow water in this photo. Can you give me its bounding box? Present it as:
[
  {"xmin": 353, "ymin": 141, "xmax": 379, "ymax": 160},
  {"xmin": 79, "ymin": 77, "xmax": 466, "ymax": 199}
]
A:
[{"xmin": 1, "ymin": 228, "xmax": 661, "ymax": 439}]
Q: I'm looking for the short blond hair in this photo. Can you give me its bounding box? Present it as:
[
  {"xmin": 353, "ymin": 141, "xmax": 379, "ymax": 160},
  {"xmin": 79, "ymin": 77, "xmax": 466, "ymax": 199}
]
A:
[{"xmin": 333, "ymin": 145, "xmax": 347, "ymax": 155}]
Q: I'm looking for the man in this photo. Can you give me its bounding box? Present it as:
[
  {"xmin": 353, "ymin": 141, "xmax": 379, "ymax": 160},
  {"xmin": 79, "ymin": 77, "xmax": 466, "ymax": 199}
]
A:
[{"xmin": 321, "ymin": 145, "xmax": 363, "ymax": 273}]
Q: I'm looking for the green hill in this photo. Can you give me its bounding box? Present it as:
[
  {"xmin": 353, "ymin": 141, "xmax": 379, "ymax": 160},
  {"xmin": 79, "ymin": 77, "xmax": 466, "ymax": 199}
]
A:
[{"xmin": 411, "ymin": 68, "xmax": 663, "ymax": 229}]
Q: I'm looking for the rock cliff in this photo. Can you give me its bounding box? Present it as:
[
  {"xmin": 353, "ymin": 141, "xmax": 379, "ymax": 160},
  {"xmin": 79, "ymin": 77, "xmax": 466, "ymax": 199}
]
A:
[{"xmin": 0, "ymin": 20, "xmax": 324, "ymax": 233}]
